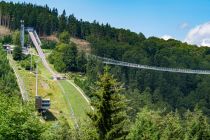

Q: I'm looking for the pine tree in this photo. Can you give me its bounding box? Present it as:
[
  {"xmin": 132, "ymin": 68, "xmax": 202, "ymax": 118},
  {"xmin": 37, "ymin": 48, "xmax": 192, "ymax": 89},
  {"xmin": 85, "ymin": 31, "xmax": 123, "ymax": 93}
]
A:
[
  {"xmin": 13, "ymin": 46, "xmax": 23, "ymax": 61},
  {"xmin": 129, "ymin": 108, "xmax": 162, "ymax": 140},
  {"xmin": 184, "ymin": 109, "xmax": 210, "ymax": 140},
  {"xmin": 58, "ymin": 10, "xmax": 67, "ymax": 33},
  {"xmin": 87, "ymin": 67, "xmax": 130, "ymax": 140}
]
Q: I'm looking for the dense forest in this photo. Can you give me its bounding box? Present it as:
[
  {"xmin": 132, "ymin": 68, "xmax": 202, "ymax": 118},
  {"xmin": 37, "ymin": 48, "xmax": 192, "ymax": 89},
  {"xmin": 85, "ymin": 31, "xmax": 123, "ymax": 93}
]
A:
[
  {"xmin": 0, "ymin": 0, "xmax": 145, "ymax": 41},
  {"xmin": 88, "ymin": 37, "xmax": 210, "ymax": 119},
  {"xmin": 0, "ymin": 1, "xmax": 210, "ymax": 139}
]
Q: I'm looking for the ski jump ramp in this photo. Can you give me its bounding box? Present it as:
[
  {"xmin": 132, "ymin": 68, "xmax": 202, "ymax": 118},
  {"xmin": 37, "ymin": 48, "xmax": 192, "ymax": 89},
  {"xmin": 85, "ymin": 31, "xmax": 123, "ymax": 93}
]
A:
[{"xmin": 28, "ymin": 29, "xmax": 57, "ymax": 80}]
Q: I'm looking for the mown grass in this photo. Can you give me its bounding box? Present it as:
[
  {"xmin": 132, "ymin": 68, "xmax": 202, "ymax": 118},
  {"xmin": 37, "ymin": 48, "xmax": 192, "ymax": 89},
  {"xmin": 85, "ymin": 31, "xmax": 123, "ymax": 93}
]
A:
[{"xmin": 58, "ymin": 80, "xmax": 91, "ymax": 120}]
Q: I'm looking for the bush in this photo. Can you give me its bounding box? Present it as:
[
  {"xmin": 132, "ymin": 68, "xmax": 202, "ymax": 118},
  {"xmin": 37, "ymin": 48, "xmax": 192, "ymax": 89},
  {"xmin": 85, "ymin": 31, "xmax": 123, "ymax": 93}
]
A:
[
  {"xmin": 2, "ymin": 35, "xmax": 12, "ymax": 44},
  {"xmin": 20, "ymin": 55, "xmax": 36, "ymax": 70},
  {"xmin": 59, "ymin": 31, "xmax": 70, "ymax": 44},
  {"xmin": 41, "ymin": 40, "xmax": 56, "ymax": 49},
  {"xmin": 13, "ymin": 46, "xmax": 23, "ymax": 61},
  {"xmin": 12, "ymin": 30, "xmax": 21, "ymax": 45}
]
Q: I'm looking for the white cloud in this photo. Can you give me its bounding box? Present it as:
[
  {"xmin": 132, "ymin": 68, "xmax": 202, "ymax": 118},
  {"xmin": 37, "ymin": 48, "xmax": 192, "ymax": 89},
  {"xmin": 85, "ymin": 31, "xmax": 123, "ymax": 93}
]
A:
[
  {"xmin": 180, "ymin": 22, "xmax": 189, "ymax": 29},
  {"xmin": 161, "ymin": 35, "xmax": 173, "ymax": 40},
  {"xmin": 185, "ymin": 22, "xmax": 210, "ymax": 47},
  {"xmin": 201, "ymin": 39, "xmax": 210, "ymax": 46}
]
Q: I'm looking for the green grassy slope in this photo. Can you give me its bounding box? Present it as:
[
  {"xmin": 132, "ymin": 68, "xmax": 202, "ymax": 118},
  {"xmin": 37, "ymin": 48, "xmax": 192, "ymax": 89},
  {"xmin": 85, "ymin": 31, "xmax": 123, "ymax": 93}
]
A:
[
  {"xmin": 8, "ymin": 52, "xmax": 91, "ymax": 127},
  {"xmin": 59, "ymin": 80, "xmax": 91, "ymax": 120}
]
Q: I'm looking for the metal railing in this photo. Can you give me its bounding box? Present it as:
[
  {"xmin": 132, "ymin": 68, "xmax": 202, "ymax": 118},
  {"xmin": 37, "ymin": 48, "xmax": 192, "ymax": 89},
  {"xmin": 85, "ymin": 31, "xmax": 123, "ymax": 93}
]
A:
[{"xmin": 93, "ymin": 55, "xmax": 210, "ymax": 75}]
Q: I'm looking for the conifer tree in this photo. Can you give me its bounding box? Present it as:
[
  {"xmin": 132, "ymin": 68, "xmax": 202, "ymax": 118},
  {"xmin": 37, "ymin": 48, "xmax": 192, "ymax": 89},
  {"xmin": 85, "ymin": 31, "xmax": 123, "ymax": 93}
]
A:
[
  {"xmin": 184, "ymin": 109, "xmax": 210, "ymax": 140},
  {"xmin": 13, "ymin": 46, "xmax": 23, "ymax": 61},
  {"xmin": 87, "ymin": 67, "xmax": 130, "ymax": 140}
]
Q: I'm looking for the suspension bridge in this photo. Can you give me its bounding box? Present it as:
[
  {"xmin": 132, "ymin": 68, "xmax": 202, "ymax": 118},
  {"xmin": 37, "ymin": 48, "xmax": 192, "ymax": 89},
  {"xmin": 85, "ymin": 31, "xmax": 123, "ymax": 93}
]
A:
[{"xmin": 93, "ymin": 55, "xmax": 210, "ymax": 75}]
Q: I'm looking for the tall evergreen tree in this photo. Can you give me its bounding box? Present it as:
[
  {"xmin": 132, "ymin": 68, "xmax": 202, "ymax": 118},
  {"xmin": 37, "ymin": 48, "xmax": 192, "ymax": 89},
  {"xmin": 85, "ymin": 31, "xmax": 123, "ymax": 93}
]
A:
[
  {"xmin": 184, "ymin": 109, "xmax": 210, "ymax": 140},
  {"xmin": 87, "ymin": 67, "xmax": 130, "ymax": 140},
  {"xmin": 13, "ymin": 46, "xmax": 23, "ymax": 61},
  {"xmin": 68, "ymin": 14, "xmax": 78, "ymax": 37},
  {"xmin": 58, "ymin": 10, "xmax": 67, "ymax": 33}
]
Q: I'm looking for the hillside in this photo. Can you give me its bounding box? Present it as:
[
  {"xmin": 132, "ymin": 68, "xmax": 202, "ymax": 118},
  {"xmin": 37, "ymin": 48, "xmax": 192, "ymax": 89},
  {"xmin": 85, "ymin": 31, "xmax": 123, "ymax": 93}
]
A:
[
  {"xmin": 0, "ymin": 1, "xmax": 210, "ymax": 139},
  {"xmin": 1, "ymin": 1, "xmax": 209, "ymax": 118},
  {"xmin": 0, "ymin": 26, "xmax": 10, "ymax": 37},
  {"xmin": 41, "ymin": 35, "xmax": 91, "ymax": 53},
  {"xmin": 0, "ymin": 44, "xmax": 44, "ymax": 138},
  {"xmin": 70, "ymin": 38, "xmax": 91, "ymax": 53}
]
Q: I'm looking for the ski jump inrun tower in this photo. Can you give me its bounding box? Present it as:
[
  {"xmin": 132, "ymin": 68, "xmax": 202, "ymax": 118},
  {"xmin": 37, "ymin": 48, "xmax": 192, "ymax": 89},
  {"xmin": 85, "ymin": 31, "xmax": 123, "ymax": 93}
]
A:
[
  {"xmin": 20, "ymin": 20, "xmax": 58, "ymax": 80},
  {"xmin": 20, "ymin": 20, "xmax": 25, "ymax": 49}
]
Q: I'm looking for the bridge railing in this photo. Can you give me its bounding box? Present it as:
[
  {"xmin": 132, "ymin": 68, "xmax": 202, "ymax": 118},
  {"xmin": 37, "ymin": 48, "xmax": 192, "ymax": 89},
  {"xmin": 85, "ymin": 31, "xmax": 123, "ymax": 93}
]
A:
[
  {"xmin": 34, "ymin": 30, "xmax": 42, "ymax": 45},
  {"xmin": 92, "ymin": 55, "xmax": 210, "ymax": 75}
]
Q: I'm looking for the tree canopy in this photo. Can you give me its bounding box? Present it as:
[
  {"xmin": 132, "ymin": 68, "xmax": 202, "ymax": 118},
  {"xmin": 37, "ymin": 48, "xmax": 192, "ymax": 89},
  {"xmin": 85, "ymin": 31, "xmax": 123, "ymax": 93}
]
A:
[
  {"xmin": 49, "ymin": 42, "xmax": 87, "ymax": 72},
  {"xmin": 129, "ymin": 108, "xmax": 210, "ymax": 140}
]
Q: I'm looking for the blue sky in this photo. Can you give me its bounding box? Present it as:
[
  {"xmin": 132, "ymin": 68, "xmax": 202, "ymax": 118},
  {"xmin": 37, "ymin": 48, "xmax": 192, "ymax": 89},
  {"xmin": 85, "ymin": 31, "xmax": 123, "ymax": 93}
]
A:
[{"xmin": 3, "ymin": 0, "xmax": 210, "ymax": 41}]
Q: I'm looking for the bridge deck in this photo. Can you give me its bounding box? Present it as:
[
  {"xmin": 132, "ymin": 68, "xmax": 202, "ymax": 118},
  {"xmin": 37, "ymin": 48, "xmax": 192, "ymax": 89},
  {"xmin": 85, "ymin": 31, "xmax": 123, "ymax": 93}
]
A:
[{"xmin": 93, "ymin": 55, "xmax": 210, "ymax": 75}]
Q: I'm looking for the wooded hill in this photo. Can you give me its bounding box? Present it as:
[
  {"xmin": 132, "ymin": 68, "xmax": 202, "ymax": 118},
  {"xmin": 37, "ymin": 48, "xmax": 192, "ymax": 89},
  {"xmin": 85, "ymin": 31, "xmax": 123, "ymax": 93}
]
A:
[
  {"xmin": 0, "ymin": 1, "xmax": 145, "ymax": 41},
  {"xmin": 1, "ymin": 1, "xmax": 210, "ymax": 119},
  {"xmin": 0, "ymin": 1, "xmax": 210, "ymax": 139},
  {"xmin": 88, "ymin": 38, "xmax": 210, "ymax": 119}
]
